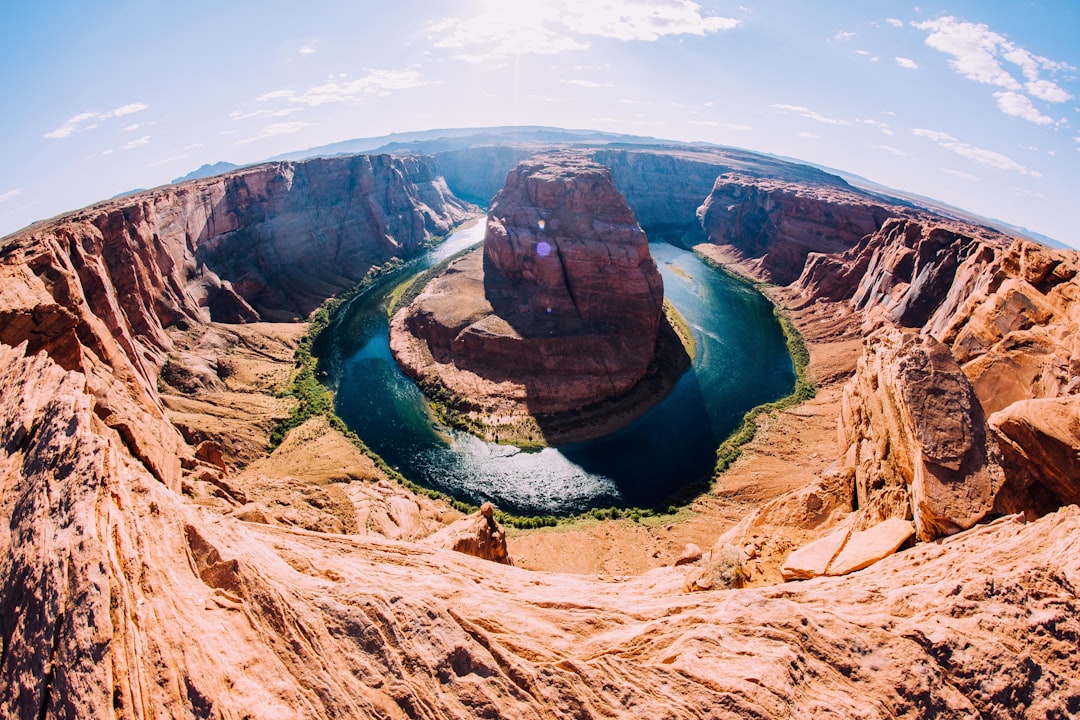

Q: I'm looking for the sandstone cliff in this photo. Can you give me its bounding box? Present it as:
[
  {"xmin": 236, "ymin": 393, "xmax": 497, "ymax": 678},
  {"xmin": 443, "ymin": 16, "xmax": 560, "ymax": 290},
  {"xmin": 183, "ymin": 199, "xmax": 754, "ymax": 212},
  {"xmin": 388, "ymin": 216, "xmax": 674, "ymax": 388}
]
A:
[
  {"xmin": 391, "ymin": 152, "xmax": 686, "ymax": 444},
  {"xmin": 4, "ymin": 143, "xmax": 1080, "ymax": 718}
]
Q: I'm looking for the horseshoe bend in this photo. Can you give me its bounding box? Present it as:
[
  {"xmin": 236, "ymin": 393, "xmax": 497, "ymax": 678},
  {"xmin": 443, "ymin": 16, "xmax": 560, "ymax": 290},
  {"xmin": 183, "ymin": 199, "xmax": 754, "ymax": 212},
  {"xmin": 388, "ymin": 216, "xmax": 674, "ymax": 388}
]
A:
[{"xmin": 2, "ymin": 134, "xmax": 1080, "ymax": 717}]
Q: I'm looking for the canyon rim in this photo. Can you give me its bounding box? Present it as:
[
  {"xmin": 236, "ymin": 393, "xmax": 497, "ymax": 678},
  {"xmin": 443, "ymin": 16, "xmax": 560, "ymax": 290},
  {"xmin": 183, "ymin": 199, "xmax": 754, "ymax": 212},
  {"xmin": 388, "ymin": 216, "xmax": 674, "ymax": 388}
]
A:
[{"xmin": 1, "ymin": 133, "xmax": 1079, "ymax": 718}]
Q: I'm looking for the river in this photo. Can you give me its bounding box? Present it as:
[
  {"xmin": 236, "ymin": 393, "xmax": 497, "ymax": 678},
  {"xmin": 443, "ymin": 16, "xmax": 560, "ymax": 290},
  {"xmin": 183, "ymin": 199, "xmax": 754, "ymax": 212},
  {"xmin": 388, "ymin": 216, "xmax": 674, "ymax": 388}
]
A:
[{"xmin": 324, "ymin": 222, "xmax": 795, "ymax": 515}]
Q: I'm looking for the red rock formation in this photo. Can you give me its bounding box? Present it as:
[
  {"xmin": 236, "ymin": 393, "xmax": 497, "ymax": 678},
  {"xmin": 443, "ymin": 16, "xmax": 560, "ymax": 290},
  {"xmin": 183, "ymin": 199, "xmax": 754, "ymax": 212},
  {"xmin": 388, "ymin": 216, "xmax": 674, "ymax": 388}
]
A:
[
  {"xmin": 837, "ymin": 329, "xmax": 1004, "ymax": 541},
  {"xmin": 698, "ymin": 173, "xmax": 900, "ymax": 284},
  {"xmin": 391, "ymin": 152, "xmax": 683, "ymax": 443}
]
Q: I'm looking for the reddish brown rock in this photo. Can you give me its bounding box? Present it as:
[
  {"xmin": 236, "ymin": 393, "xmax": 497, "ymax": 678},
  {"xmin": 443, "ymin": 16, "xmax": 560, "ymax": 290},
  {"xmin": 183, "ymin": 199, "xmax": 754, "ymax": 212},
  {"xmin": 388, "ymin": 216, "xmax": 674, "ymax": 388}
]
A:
[
  {"xmin": 391, "ymin": 152, "xmax": 686, "ymax": 444},
  {"xmin": 838, "ymin": 329, "xmax": 1004, "ymax": 541},
  {"xmin": 991, "ymin": 396, "xmax": 1080, "ymax": 516},
  {"xmin": 423, "ymin": 501, "xmax": 512, "ymax": 564}
]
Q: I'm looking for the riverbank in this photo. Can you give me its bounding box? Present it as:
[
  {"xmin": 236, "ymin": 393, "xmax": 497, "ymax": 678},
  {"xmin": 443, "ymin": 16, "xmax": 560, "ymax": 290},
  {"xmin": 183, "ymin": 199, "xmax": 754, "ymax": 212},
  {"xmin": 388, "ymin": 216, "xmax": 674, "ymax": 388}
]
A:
[
  {"xmin": 506, "ymin": 246, "xmax": 862, "ymax": 573},
  {"xmin": 387, "ymin": 248, "xmax": 693, "ymax": 447}
]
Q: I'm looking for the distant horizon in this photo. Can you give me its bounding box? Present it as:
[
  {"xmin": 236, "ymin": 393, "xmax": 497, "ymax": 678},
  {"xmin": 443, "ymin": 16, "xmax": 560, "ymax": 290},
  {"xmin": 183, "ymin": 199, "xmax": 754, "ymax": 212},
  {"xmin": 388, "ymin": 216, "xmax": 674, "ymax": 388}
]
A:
[{"xmin": 2, "ymin": 2, "xmax": 1077, "ymax": 246}]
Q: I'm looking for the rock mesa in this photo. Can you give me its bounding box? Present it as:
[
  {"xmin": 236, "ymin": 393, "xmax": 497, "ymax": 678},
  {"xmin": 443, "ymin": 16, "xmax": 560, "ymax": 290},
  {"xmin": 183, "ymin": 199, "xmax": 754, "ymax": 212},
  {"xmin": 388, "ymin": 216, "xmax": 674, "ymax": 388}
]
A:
[{"xmin": 391, "ymin": 152, "xmax": 685, "ymax": 444}]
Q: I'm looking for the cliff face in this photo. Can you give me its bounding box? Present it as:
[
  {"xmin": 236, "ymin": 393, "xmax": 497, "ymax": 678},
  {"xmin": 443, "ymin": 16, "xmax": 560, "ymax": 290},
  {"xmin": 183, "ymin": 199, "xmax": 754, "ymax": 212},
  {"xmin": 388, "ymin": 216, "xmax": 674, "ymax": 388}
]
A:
[{"xmin": 4, "ymin": 143, "xmax": 1080, "ymax": 718}]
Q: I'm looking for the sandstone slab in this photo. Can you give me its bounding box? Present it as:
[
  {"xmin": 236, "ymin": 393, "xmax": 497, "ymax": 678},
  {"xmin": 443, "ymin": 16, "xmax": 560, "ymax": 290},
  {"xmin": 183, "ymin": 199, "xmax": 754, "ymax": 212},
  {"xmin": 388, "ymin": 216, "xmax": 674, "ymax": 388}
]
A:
[{"xmin": 826, "ymin": 517, "xmax": 915, "ymax": 576}]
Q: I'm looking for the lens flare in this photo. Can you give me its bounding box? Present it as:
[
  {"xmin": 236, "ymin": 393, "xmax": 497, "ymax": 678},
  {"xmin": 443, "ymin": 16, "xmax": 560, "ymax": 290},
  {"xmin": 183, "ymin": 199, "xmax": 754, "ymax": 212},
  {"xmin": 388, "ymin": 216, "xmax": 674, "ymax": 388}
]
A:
[{"xmin": 536, "ymin": 240, "xmax": 552, "ymax": 257}]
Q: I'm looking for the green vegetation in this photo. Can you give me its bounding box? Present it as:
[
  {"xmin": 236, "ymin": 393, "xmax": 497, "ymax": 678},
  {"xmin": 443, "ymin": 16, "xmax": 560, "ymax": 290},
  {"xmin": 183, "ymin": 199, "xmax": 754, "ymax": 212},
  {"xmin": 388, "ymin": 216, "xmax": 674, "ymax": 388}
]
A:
[{"xmin": 663, "ymin": 298, "xmax": 697, "ymax": 358}]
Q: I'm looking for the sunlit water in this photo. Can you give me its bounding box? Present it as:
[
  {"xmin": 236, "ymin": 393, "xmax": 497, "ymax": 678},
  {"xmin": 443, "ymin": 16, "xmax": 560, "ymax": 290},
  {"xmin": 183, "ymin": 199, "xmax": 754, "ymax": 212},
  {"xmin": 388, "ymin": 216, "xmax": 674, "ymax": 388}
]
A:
[{"xmin": 324, "ymin": 223, "xmax": 794, "ymax": 515}]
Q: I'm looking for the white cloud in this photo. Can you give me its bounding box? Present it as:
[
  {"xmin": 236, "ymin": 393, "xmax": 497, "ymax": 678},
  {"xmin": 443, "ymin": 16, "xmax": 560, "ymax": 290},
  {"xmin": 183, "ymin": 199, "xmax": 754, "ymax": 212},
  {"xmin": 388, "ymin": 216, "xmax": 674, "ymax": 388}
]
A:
[
  {"xmin": 941, "ymin": 168, "xmax": 978, "ymax": 181},
  {"xmin": 121, "ymin": 135, "xmax": 150, "ymax": 150},
  {"xmin": 913, "ymin": 16, "xmax": 1073, "ymax": 121},
  {"xmin": 148, "ymin": 154, "xmax": 192, "ymax": 167},
  {"xmin": 895, "ymin": 56, "xmax": 918, "ymax": 70},
  {"xmin": 868, "ymin": 144, "xmax": 909, "ymax": 156},
  {"xmin": 299, "ymin": 46, "xmax": 316, "ymax": 55},
  {"xmin": 1025, "ymin": 78, "xmax": 1071, "ymax": 104},
  {"xmin": 0, "ymin": 188, "xmax": 21, "ymax": 203},
  {"xmin": 564, "ymin": 79, "xmax": 611, "ymax": 88},
  {"xmin": 994, "ymin": 91, "xmax": 1054, "ymax": 125},
  {"xmin": 236, "ymin": 121, "xmax": 313, "ymax": 144},
  {"xmin": 772, "ymin": 103, "xmax": 847, "ymax": 125},
  {"xmin": 913, "ymin": 17, "xmax": 1021, "ymax": 89},
  {"xmin": 862, "ymin": 119, "xmax": 894, "ymax": 135},
  {"xmin": 797, "ymin": 131, "xmax": 821, "ymax": 139},
  {"xmin": 886, "ymin": 18, "xmax": 904, "ymax": 28},
  {"xmin": 913, "ymin": 128, "xmax": 1029, "ymax": 173},
  {"xmin": 45, "ymin": 111, "xmax": 103, "ymax": 139},
  {"xmin": 44, "ymin": 102, "xmax": 149, "ymax": 139},
  {"xmin": 290, "ymin": 69, "xmax": 424, "ymax": 105},
  {"xmin": 257, "ymin": 90, "xmax": 296, "ymax": 102},
  {"xmin": 229, "ymin": 107, "xmax": 304, "ymax": 120},
  {"xmin": 833, "ymin": 31, "xmax": 855, "ymax": 41},
  {"xmin": 430, "ymin": 1, "xmax": 738, "ymax": 61},
  {"xmin": 123, "ymin": 123, "xmax": 142, "ymax": 132},
  {"xmin": 113, "ymin": 102, "xmax": 148, "ymax": 117}
]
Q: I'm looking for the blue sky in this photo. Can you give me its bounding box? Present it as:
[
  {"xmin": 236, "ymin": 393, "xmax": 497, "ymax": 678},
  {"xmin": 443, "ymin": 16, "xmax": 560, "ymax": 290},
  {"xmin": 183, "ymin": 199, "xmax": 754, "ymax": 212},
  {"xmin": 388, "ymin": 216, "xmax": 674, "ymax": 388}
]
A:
[{"xmin": 2, "ymin": 1, "xmax": 1077, "ymax": 246}]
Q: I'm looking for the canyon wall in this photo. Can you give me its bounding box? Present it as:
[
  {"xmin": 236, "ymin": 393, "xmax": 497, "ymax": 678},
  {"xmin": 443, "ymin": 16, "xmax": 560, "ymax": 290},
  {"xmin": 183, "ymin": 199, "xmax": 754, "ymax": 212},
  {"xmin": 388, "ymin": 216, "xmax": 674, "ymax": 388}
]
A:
[{"xmin": 3, "ymin": 144, "xmax": 1080, "ymax": 717}]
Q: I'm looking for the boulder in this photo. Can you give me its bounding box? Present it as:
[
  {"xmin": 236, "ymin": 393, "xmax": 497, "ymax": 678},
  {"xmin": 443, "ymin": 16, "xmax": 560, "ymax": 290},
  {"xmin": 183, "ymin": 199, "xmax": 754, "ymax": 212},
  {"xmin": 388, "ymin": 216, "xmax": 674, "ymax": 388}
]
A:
[
  {"xmin": 781, "ymin": 527, "xmax": 850, "ymax": 581},
  {"xmin": 837, "ymin": 328, "xmax": 1004, "ymax": 541},
  {"xmin": 991, "ymin": 396, "xmax": 1080, "ymax": 516},
  {"xmin": 423, "ymin": 502, "xmax": 512, "ymax": 565},
  {"xmin": 825, "ymin": 518, "xmax": 915, "ymax": 576}
]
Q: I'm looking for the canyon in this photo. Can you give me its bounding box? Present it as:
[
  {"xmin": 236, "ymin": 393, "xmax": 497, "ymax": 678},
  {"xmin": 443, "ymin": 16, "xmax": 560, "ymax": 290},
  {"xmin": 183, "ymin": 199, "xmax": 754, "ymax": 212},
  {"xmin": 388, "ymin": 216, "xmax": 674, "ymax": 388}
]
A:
[{"xmin": 1, "ymin": 136, "xmax": 1079, "ymax": 718}]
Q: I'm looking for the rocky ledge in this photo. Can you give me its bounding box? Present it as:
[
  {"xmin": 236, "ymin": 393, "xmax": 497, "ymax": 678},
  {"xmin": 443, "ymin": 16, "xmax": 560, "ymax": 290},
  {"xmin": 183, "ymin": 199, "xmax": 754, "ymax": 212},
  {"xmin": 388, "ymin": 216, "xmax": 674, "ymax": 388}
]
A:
[{"xmin": 390, "ymin": 152, "xmax": 689, "ymax": 444}]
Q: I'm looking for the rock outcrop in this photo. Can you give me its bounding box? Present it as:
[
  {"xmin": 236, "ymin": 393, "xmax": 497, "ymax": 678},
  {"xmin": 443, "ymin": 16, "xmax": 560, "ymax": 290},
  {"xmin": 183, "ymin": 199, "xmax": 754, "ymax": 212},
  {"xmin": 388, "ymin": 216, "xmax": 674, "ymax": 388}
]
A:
[
  {"xmin": 837, "ymin": 329, "xmax": 1004, "ymax": 541},
  {"xmin": 391, "ymin": 152, "xmax": 687, "ymax": 444},
  {"xmin": 423, "ymin": 502, "xmax": 512, "ymax": 564}
]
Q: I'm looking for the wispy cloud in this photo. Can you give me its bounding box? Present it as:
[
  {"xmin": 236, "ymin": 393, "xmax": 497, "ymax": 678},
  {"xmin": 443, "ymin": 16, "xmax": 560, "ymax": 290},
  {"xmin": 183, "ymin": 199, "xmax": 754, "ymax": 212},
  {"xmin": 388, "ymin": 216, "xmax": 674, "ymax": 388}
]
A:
[
  {"xmin": 868, "ymin": 144, "xmax": 909, "ymax": 156},
  {"xmin": 895, "ymin": 56, "xmax": 918, "ymax": 70},
  {"xmin": 430, "ymin": 1, "xmax": 739, "ymax": 62},
  {"xmin": 45, "ymin": 102, "xmax": 149, "ymax": 139},
  {"xmin": 236, "ymin": 121, "xmax": 313, "ymax": 144},
  {"xmin": 994, "ymin": 91, "xmax": 1053, "ymax": 126},
  {"xmin": 797, "ymin": 131, "xmax": 821, "ymax": 139},
  {"xmin": 862, "ymin": 119, "xmax": 894, "ymax": 135},
  {"xmin": 289, "ymin": 69, "xmax": 424, "ymax": 105},
  {"xmin": 833, "ymin": 31, "xmax": 855, "ymax": 41},
  {"xmin": 0, "ymin": 188, "xmax": 21, "ymax": 203},
  {"xmin": 148, "ymin": 154, "xmax": 192, "ymax": 167},
  {"xmin": 913, "ymin": 16, "xmax": 1072, "ymax": 123},
  {"xmin": 941, "ymin": 168, "xmax": 978, "ymax": 181},
  {"xmin": 886, "ymin": 18, "xmax": 904, "ymax": 28},
  {"xmin": 772, "ymin": 103, "xmax": 847, "ymax": 125},
  {"xmin": 229, "ymin": 107, "xmax": 304, "ymax": 120},
  {"xmin": 564, "ymin": 79, "xmax": 612, "ymax": 89},
  {"xmin": 913, "ymin": 128, "xmax": 1029, "ymax": 173},
  {"xmin": 299, "ymin": 46, "xmax": 316, "ymax": 55},
  {"xmin": 120, "ymin": 135, "xmax": 150, "ymax": 150},
  {"xmin": 257, "ymin": 90, "xmax": 295, "ymax": 102}
]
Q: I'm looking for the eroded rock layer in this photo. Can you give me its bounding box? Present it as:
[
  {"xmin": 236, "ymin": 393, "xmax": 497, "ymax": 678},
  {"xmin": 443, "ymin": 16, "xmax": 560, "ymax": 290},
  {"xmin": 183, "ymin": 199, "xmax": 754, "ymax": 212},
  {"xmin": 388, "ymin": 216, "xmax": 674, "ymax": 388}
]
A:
[
  {"xmin": 3, "ymin": 142, "xmax": 1080, "ymax": 718},
  {"xmin": 391, "ymin": 152, "xmax": 683, "ymax": 444}
]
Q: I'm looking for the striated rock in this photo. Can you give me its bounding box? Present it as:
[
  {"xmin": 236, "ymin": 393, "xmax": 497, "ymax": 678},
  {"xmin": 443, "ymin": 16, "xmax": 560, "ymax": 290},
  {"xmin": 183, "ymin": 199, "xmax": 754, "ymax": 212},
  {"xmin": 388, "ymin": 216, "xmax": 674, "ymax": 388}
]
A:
[
  {"xmin": 698, "ymin": 173, "xmax": 898, "ymax": 284},
  {"xmin": 391, "ymin": 152, "xmax": 687, "ymax": 444},
  {"xmin": 423, "ymin": 502, "xmax": 512, "ymax": 564},
  {"xmin": 781, "ymin": 526, "xmax": 850, "ymax": 581},
  {"xmin": 838, "ymin": 329, "xmax": 1004, "ymax": 541}
]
